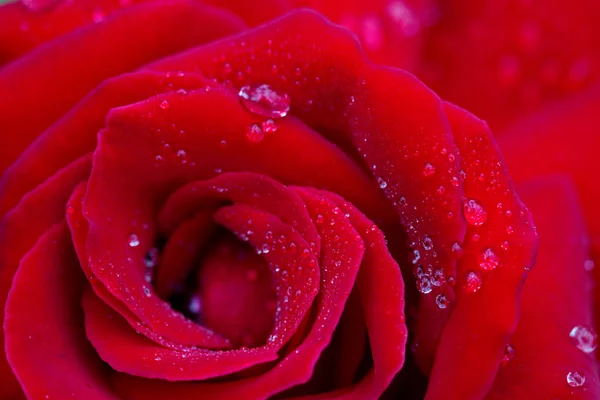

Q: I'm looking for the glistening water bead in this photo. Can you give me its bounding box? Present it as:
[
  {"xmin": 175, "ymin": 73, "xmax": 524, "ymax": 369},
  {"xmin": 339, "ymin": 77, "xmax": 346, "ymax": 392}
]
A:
[
  {"xmin": 569, "ymin": 325, "xmax": 598, "ymax": 353},
  {"xmin": 566, "ymin": 371, "xmax": 585, "ymax": 388},
  {"xmin": 238, "ymin": 84, "xmax": 291, "ymax": 119},
  {"xmin": 463, "ymin": 199, "xmax": 487, "ymax": 226}
]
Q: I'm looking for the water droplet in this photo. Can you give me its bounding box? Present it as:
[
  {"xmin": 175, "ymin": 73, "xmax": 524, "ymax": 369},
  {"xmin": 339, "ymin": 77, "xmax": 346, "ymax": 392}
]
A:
[
  {"xmin": 431, "ymin": 269, "xmax": 445, "ymax": 286},
  {"xmin": 143, "ymin": 286, "xmax": 151, "ymax": 297},
  {"xmin": 377, "ymin": 177, "xmax": 388, "ymax": 189},
  {"xmin": 411, "ymin": 249, "xmax": 421, "ymax": 264},
  {"xmin": 238, "ymin": 84, "xmax": 290, "ymax": 118},
  {"xmin": 422, "ymin": 235, "xmax": 434, "ymax": 250},
  {"xmin": 451, "ymin": 241, "xmax": 463, "ymax": 256},
  {"xmin": 418, "ymin": 275, "xmax": 432, "ymax": 294},
  {"xmin": 464, "ymin": 271, "xmax": 482, "ymax": 293},
  {"xmin": 261, "ymin": 119, "xmax": 277, "ymax": 133},
  {"xmin": 463, "ymin": 199, "xmax": 488, "ymax": 226},
  {"xmin": 435, "ymin": 294, "xmax": 449, "ymax": 309},
  {"xmin": 159, "ymin": 99, "xmax": 170, "ymax": 110},
  {"xmin": 584, "ymin": 260, "xmax": 595, "ymax": 271},
  {"xmin": 502, "ymin": 344, "xmax": 516, "ymax": 366},
  {"xmin": 423, "ymin": 163, "xmax": 436, "ymax": 177},
  {"xmin": 246, "ymin": 123, "xmax": 264, "ymax": 143},
  {"xmin": 569, "ymin": 326, "xmax": 598, "ymax": 353},
  {"xmin": 479, "ymin": 248, "xmax": 500, "ymax": 271},
  {"xmin": 128, "ymin": 234, "xmax": 140, "ymax": 247},
  {"xmin": 567, "ymin": 371, "xmax": 585, "ymax": 388}
]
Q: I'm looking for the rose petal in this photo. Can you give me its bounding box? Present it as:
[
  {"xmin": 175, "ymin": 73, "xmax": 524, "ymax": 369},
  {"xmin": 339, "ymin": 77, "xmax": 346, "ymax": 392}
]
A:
[
  {"xmin": 111, "ymin": 187, "xmax": 367, "ymax": 398},
  {"xmin": 290, "ymin": 188, "xmax": 407, "ymax": 399},
  {"xmin": 423, "ymin": 104, "xmax": 537, "ymax": 400},
  {"xmin": 153, "ymin": 207, "xmax": 218, "ymax": 299},
  {"xmin": 0, "ymin": 0, "xmax": 243, "ymax": 172},
  {"xmin": 487, "ymin": 176, "xmax": 600, "ymax": 399},
  {"xmin": 82, "ymin": 288, "xmax": 279, "ymax": 380},
  {"xmin": 420, "ymin": 0, "xmax": 600, "ymax": 129},
  {"xmin": 497, "ymin": 85, "xmax": 600, "ymax": 329},
  {"xmin": 0, "ymin": 70, "xmax": 216, "ymax": 216},
  {"xmin": 4, "ymin": 222, "xmax": 118, "ymax": 400},
  {"xmin": 0, "ymin": 0, "xmax": 147, "ymax": 65},
  {"xmin": 194, "ymin": 236, "xmax": 277, "ymax": 348},
  {"xmin": 67, "ymin": 181, "xmax": 232, "ymax": 350},
  {"xmin": 0, "ymin": 155, "xmax": 91, "ymax": 398}
]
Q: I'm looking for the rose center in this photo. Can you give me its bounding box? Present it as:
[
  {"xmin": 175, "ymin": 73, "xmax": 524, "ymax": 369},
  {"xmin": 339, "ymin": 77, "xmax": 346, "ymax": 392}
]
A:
[{"xmin": 162, "ymin": 232, "xmax": 277, "ymax": 348}]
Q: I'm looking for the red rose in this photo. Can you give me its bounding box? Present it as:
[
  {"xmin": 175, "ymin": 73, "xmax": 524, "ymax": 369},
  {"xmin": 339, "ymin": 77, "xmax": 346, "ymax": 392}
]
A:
[{"xmin": 0, "ymin": 1, "xmax": 538, "ymax": 400}]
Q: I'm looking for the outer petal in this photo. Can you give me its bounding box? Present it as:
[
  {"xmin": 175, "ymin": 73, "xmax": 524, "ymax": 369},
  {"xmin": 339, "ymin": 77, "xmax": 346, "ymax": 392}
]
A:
[
  {"xmin": 0, "ymin": 0, "xmax": 146, "ymax": 65},
  {"xmin": 420, "ymin": 0, "xmax": 600, "ymax": 129},
  {"xmin": 4, "ymin": 222, "xmax": 119, "ymax": 400},
  {"xmin": 0, "ymin": 70, "xmax": 217, "ymax": 216},
  {"xmin": 0, "ymin": 156, "xmax": 91, "ymax": 398},
  {"xmin": 497, "ymin": 85, "xmax": 600, "ymax": 328},
  {"xmin": 423, "ymin": 104, "xmax": 538, "ymax": 400},
  {"xmin": 0, "ymin": 0, "xmax": 243, "ymax": 173},
  {"xmin": 487, "ymin": 176, "xmax": 600, "ymax": 399}
]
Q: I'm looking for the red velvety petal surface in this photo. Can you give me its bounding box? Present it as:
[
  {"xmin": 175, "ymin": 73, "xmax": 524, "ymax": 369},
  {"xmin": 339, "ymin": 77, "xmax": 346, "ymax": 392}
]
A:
[
  {"xmin": 497, "ymin": 85, "xmax": 600, "ymax": 328},
  {"xmin": 110, "ymin": 186, "xmax": 403, "ymax": 399},
  {"xmin": 420, "ymin": 0, "xmax": 600, "ymax": 130},
  {"xmin": 4, "ymin": 222, "xmax": 118, "ymax": 400},
  {"xmin": 0, "ymin": 0, "xmax": 244, "ymax": 173},
  {"xmin": 0, "ymin": 70, "xmax": 217, "ymax": 217},
  {"xmin": 194, "ymin": 237, "xmax": 277, "ymax": 348},
  {"xmin": 288, "ymin": 0, "xmax": 436, "ymax": 70},
  {"xmin": 423, "ymin": 104, "xmax": 537, "ymax": 400},
  {"xmin": 294, "ymin": 188, "xmax": 407, "ymax": 399},
  {"xmin": 0, "ymin": 0, "xmax": 145, "ymax": 65},
  {"xmin": 487, "ymin": 177, "xmax": 600, "ymax": 399},
  {"xmin": 0, "ymin": 156, "xmax": 91, "ymax": 398}
]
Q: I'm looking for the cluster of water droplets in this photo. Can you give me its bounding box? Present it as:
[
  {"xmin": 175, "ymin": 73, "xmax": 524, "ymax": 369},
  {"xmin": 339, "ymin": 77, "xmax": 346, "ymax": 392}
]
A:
[{"xmin": 238, "ymin": 84, "xmax": 290, "ymax": 143}]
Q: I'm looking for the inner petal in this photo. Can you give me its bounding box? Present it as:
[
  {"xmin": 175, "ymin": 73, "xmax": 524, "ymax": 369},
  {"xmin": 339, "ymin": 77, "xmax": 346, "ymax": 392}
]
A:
[{"xmin": 194, "ymin": 234, "xmax": 277, "ymax": 348}]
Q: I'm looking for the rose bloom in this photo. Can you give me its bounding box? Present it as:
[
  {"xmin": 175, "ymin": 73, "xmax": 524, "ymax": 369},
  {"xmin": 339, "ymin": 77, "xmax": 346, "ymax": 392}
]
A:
[{"xmin": 0, "ymin": 1, "xmax": 598, "ymax": 400}]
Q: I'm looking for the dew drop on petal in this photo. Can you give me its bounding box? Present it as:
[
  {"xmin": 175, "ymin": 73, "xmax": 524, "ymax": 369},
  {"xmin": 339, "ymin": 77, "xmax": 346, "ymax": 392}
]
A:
[
  {"xmin": 411, "ymin": 249, "xmax": 421, "ymax": 265},
  {"xmin": 422, "ymin": 235, "xmax": 434, "ymax": 251},
  {"xmin": 569, "ymin": 326, "xmax": 598, "ymax": 353},
  {"xmin": 128, "ymin": 234, "xmax": 140, "ymax": 247},
  {"xmin": 238, "ymin": 84, "xmax": 291, "ymax": 118},
  {"xmin": 464, "ymin": 271, "xmax": 482, "ymax": 293},
  {"xmin": 377, "ymin": 177, "xmax": 388, "ymax": 189},
  {"xmin": 451, "ymin": 241, "xmax": 463, "ymax": 256},
  {"xmin": 246, "ymin": 123, "xmax": 264, "ymax": 143},
  {"xmin": 261, "ymin": 119, "xmax": 278, "ymax": 133},
  {"xmin": 567, "ymin": 371, "xmax": 585, "ymax": 388},
  {"xmin": 417, "ymin": 275, "xmax": 432, "ymax": 294},
  {"xmin": 584, "ymin": 260, "xmax": 595, "ymax": 271},
  {"xmin": 479, "ymin": 248, "xmax": 500, "ymax": 271},
  {"xmin": 431, "ymin": 269, "xmax": 445, "ymax": 287},
  {"xmin": 435, "ymin": 294, "xmax": 449, "ymax": 309},
  {"xmin": 502, "ymin": 344, "xmax": 516, "ymax": 366},
  {"xmin": 423, "ymin": 162, "xmax": 436, "ymax": 177},
  {"xmin": 463, "ymin": 199, "xmax": 488, "ymax": 226}
]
